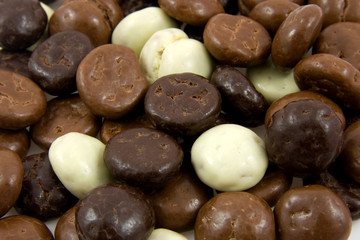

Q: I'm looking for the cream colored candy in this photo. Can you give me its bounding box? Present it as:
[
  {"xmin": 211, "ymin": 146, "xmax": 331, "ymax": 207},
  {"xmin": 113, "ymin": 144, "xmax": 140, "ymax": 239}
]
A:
[
  {"xmin": 191, "ymin": 124, "xmax": 268, "ymax": 192},
  {"xmin": 111, "ymin": 7, "xmax": 178, "ymax": 56},
  {"xmin": 246, "ymin": 58, "xmax": 300, "ymax": 103},
  {"xmin": 48, "ymin": 132, "xmax": 114, "ymax": 199},
  {"xmin": 140, "ymin": 28, "xmax": 214, "ymax": 84},
  {"xmin": 148, "ymin": 229, "xmax": 188, "ymax": 240}
]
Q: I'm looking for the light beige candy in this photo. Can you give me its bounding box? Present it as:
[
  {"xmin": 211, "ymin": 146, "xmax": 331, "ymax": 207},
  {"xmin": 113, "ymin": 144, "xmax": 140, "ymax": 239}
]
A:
[
  {"xmin": 246, "ymin": 58, "xmax": 300, "ymax": 103},
  {"xmin": 148, "ymin": 228, "xmax": 188, "ymax": 240},
  {"xmin": 48, "ymin": 132, "xmax": 114, "ymax": 199},
  {"xmin": 140, "ymin": 28, "xmax": 214, "ymax": 84},
  {"xmin": 111, "ymin": 7, "xmax": 178, "ymax": 56},
  {"xmin": 191, "ymin": 124, "xmax": 268, "ymax": 192}
]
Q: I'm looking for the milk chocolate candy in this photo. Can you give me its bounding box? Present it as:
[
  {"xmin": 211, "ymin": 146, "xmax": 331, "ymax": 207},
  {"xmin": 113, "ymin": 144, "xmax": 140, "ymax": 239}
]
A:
[
  {"xmin": 55, "ymin": 207, "xmax": 79, "ymax": 240},
  {"xmin": 294, "ymin": 53, "xmax": 360, "ymax": 110},
  {"xmin": 0, "ymin": 69, "xmax": 47, "ymax": 130},
  {"xmin": 77, "ymin": 44, "xmax": 148, "ymax": 119},
  {"xmin": 104, "ymin": 127, "xmax": 183, "ymax": 190},
  {"xmin": 0, "ymin": 128, "xmax": 30, "ymax": 158},
  {"xmin": 204, "ymin": 14, "xmax": 271, "ymax": 67},
  {"xmin": 28, "ymin": 30, "xmax": 94, "ymax": 96},
  {"xmin": 0, "ymin": 50, "xmax": 32, "ymax": 78},
  {"xmin": 159, "ymin": 0, "xmax": 224, "ymax": 26},
  {"xmin": 0, "ymin": 148, "xmax": 23, "ymax": 218},
  {"xmin": 30, "ymin": 94, "xmax": 101, "ymax": 150},
  {"xmin": 144, "ymin": 73, "xmax": 222, "ymax": 136},
  {"xmin": 211, "ymin": 65, "xmax": 269, "ymax": 127},
  {"xmin": 0, "ymin": 215, "xmax": 53, "ymax": 240},
  {"xmin": 271, "ymin": 4, "xmax": 323, "ymax": 70},
  {"xmin": 76, "ymin": 183, "xmax": 155, "ymax": 240},
  {"xmin": 195, "ymin": 191, "xmax": 275, "ymax": 240},
  {"xmin": 265, "ymin": 91, "xmax": 345, "ymax": 178},
  {"xmin": 0, "ymin": 0, "xmax": 47, "ymax": 50},
  {"xmin": 274, "ymin": 185, "xmax": 352, "ymax": 240},
  {"xmin": 313, "ymin": 22, "xmax": 360, "ymax": 71}
]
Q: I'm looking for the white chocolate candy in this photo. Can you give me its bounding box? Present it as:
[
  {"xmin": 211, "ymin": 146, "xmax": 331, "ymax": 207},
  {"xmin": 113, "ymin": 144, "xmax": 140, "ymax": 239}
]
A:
[
  {"xmin": 148, "ymin": 228, "xmax": 188, "ymax": 240},
  {"xmin": 140, "ymin": 28, "xmax": 214, "ymax": 84},
  {"xmin": 191, "ymin": 124, "xmax": 268, "ymax": 192},
  {"xmin": 48, "ymin": 132, "xmax": 114, "ymax": 199},
  {"xmin": 246, "ymin": 58, "xmax": 300, "ymax": 103},
  {"xmin": 111, "ymin": 7, "xmax": 178, "ymax": 56}
]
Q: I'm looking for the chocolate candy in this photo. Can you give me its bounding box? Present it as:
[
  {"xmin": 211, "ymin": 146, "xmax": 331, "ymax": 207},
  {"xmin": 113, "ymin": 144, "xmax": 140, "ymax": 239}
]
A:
[
  {"xmin": 191, "ymin": 124, "xmax": 268, "ymax": 191},
  {"xmin": 294, "ymin": 53, "xmax": 360, "ymax": 110},
  {"xmin": 28, "ymin": 30, "xmax": 94, "ymax": 96},
  {"xmin": 0, "ymin": 69, "xmax": 47, "ymax": 130},
  {"xmin": 0, "ymin": 0, "xmax": 47, "ymax": 50},
  {"xmin": 0, "ymin": 215, "xmax": 53, "ymax": 240},
  {"xmin": 77, "ymin": 44, "xmax": 148, "ymax": 119},
  {"xmin": 204, "ymin": 13, "xmax": 271, "ymax": 67},
  {"xmin": 48, "ymin": 132, "xmax": 114, "ymax": 199},
  {"xmin": 265, "ymin": 91, "xmax": 345, "ymax": 178},
  {"xmin": 30, "ymin": 94, "xmax": 101, "ymax": 150},
  {"xmin": 271, "ymin": 4, "xmax": 323, "ymax": 70},
  {"xmin": 313, "ymin": 22, "xmax": 360, "ymax": 71},
  {"xmin": 144, "ymin": 73, "xmax": 222, "ymax": 136},
  {"xmin": 117, "ymin": 0, "xmax": 159, "ymax": 16},
  {"xmin": 249, "ymin": 0, "xmax": 299, "ymax": 36},
  {"xmin": 104, "ymin": 127, "xmax": 183, "ymax": 190},
  {"xmin": 15, "ymin": 152, "xmax": 77, "ymax": 220},
  {"xmin": 0, "ymin": 128, "xmax": 30, "ymax": 158},
  {"xmin": 238, "ymin": 0, "xmax": 305, "ymax": 16},
  {"xmin": 195, "ymin": 191, "xmax": 275, "ymax": 240},
  {"xmin": 76, "ymin": 183, "xmax": 155, "ymax": 240},
  {"xmin": 54, "ymin": 207, "xmax": 79, "ymax": 240},
  {"xmin": 274, "ymin": 185, "xmax": 352, "ymax": 240},
  {"xmin": 211, "ymin": 65, "xmax": 269, "ymax": 127},
  {"xmin": 158, "ymin": 0, "xmax": 224, "ymax": 26},
  {"xmin": 150, "ymin": 168, "xmax": 213, "ymax": 232},
  {"xmin": 339, "ymin": 120, "xmax": 360, "ymax": 184},
  {"xmin": 247, "ymin": 166, "xmax": 293, "ymax": 207},
  {"xmin": 304, "ymin": 161, "xmax": 360, "ymax": 220},
  {"xmin": 0, "ymin": 50, "xmax": 32, "ymax": 78},
  {"xmin": 0, "ymin": 147, "xmax": 23, "ymax": 217}
]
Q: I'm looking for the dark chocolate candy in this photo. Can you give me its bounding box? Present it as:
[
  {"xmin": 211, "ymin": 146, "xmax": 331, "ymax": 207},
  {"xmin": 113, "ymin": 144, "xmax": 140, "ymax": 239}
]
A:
[
  {"xmin": 0, "ymin": 128, "xmax": 30, "ymax": 158},
  {"xmin": 15, "ymin": 152, "xmax": 77, "ymax": 220},
  {"xmin": 0, "ymin": 0, "xmax": 47, "ymax": 50},
  {"xmin": 144, "ymin": 73, "xmax": 222, "ymax": 136},
  {"xmin": 76, "ymin": 183, "xmax": 155, "ymax": 240},
  {"xmin": 28, "ymin": 30, "xmax": 94, "ymax": 96}
]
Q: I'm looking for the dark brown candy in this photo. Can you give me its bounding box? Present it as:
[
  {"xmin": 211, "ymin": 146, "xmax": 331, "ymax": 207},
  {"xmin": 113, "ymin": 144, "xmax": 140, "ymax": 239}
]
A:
[
  {"xmin": 294, "ymin": 53, "xmax": 360, "ymax": 110},
  {"xmin": 271, "ymin": 4, "xmax": 323, "ymax": 70},
  {"xmin": 0, "ymin": 128, "xmax": 30, "ymax": 158},
  {"xmin": 264, "ymin": 91, "xmax": 345, "ymax": 178},
  {"xmin": 203, "ymin": 13, "xmax": 271, "ymax": 67},
  {"xmin": 15, "ymin": 152, "xmax": 78, "ymax": 220},
  {"xmin": 195, "ymin": 191, "xmax": 275, "ymax": 240},
  {"xmin": 28, "ymin": 30, "xmax": 94, "ymax": 96},
  {"xmin": 76, "ymin": 183, "xmax": 155, "ymax": 240},
  {"xmin": 30, "ymin": 94, "xmax": 101, "ymax": 150},
  {"xmin": 313, "ymin": 22, "xmax": 360, "ymax": 71},
  {"xmin": 150, "ymin": 167, "xmax": 213, "ymax": 232},
  {"xmin": 0, "ymin": 0, "xmax": 47, "ymax": 50},
  {"xmin": 0, "ymin": 147, "xmax": 23, "ymax": 218},
  {"xmin": 104, "ymin": 127, "xmax": 183, "ymax": 190},
  {"xmin": 0, "ymin": 69, "xmax": 47, "ymax": 130},
  {"xmin": 249, "ymin": 0, "xmax": 299, "ymax": 36},
  {"xmin": 144, "ymin": 73, "xmax": 222, "ymax": 136},
  {"xmin": 274, "ymin": 185, "xmax": 352, "ymax": 240},
  {"xmin": 158, "ymin": 0, "xmax": 224, "ymax": 26},
  {"xmin": 0, "ymin": 50, "xmax": 32, "ymax": 78},
  {"xmin": 211, "ymin": 65, "xmax": 269, "ymax": 127},
  {"xmin": 55, "ymin": 207, "xmax": 79, "ymax": 240},
  {"xmin": 247, "ymin": 166, "xmax": 293, "ymax": 207},
  {"xmin": 77, "ymin": 44, "xmax": 148, "ymax": 119},
  {"xmin": 0, "ymin": 215, "xmax": 54, "ymax": 240},
  {"xmin": 117, "ymin": 0, "xmax": 159, "ymax": 16}
]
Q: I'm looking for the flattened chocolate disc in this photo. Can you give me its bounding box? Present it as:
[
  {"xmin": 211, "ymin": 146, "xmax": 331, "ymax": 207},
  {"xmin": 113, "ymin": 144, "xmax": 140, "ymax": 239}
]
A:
[{"xmin": 144, "ymin": 73, "xmax": 222, "ymax": 136}]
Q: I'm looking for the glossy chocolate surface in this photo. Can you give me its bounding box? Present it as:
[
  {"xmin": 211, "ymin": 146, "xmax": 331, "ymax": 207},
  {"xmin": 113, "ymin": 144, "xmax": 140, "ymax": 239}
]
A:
[
  {"xmin": 0, "ymin": 128, "xmax": 30, "ymax": 158},
  {"xmin": 54, "ymin": 207, "xmax": 79, "ymax": 240}
]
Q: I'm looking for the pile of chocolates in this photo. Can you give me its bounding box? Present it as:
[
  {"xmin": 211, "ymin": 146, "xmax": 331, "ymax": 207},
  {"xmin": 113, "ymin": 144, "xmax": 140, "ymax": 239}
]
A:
[{"xmin": 0, "ymin": 0, "xmax": 360, "ymax": 239}]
